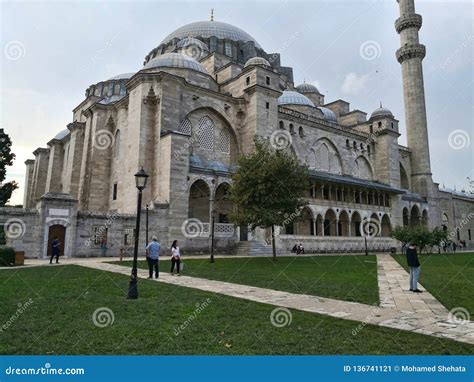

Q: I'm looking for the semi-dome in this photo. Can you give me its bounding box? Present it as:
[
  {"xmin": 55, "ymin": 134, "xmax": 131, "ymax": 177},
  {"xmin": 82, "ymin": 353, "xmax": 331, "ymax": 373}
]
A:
[
  {"xmin": 318, "ymin": 107, "xmax": 337, "ymax": 122},
  {"xmin": 107, "ymin": 72, "xmax": 135, "ymax": 81},
  {"xmin": 244, "ymin": 56, "xmax": 271, "ymax": 68},
  {"xmin": 278, "ymin": 91, "xmax": 315, "ymax": 107},
  {"xmin": 296, "ymin": 82, "xmax": 319, "ymax": 94},
  {"xmin": 160, "ymin": 20, "xmax": 261, "ymax": 49},
  {"xmin": 143, "ymin": 52, "xmax": 208, "ymax": 74},
  {"xmin": 370, "ymin": 103, "xmax": 393, "ymax": 119},
  {"xmin": 53, "ymin": 129, "xmax": 70, "ymax": 141}
]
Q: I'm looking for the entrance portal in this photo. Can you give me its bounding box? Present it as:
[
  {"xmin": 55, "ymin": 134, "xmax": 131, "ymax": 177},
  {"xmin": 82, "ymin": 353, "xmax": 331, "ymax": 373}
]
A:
[{"xmin": 47, "ymin": 225, "xmax": 66, "ymax": 258}]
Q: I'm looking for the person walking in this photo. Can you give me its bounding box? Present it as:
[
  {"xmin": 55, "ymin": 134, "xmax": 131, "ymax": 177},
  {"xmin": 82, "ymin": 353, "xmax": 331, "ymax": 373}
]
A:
[
  {"xmin": 50, "ymin": 237, "xmax": 60, "ymax": 264},
  {"xmin": 145, "ymin": 236, "xmax": 160, "ymax": 279},
  {"xmin": 170, "ymin": 240, "xmax": 181, "ymax": 276},
  {"xmin": 406, "ymin": 242, "xmax": 422, "ymax": 293},
  {"xmin": 100, "ymin": 236, "xmax": 108, "ymax": 257}
]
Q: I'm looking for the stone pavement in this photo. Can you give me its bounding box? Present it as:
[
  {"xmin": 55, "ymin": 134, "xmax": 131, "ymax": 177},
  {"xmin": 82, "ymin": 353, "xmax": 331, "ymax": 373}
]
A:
[{"xmin": 73, "ymin": 255, "xmax": 474, "ymax": 345}]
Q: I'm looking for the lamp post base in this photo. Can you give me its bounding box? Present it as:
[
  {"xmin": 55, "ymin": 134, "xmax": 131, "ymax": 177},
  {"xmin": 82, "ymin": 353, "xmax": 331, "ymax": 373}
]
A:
[{"xmin": 127, "ymin": 277, "xmax": 138, "ymax": 299}]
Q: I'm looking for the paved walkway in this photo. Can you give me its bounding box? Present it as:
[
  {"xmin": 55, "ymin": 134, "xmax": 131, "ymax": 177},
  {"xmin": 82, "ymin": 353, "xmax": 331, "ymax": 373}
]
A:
[
  {"xmin": 76, "ymin": 255, "xmax": 474, "ymax": 345},
  {"xmin": 4, "ymin": 254, "xmax": 474, "ymax": 345}
]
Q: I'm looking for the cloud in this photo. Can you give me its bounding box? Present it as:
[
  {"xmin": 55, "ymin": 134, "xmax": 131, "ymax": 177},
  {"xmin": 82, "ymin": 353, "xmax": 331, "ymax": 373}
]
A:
[{"xmin": 341, "ymin": 72, "xmax": 370, "ymax": 95}]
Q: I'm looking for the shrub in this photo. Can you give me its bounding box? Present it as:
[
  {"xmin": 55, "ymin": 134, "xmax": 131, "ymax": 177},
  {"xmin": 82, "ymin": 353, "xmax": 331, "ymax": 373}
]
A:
[{"xmin": 0, "ymin": 246, "xmax": 15, "ymax": 266}]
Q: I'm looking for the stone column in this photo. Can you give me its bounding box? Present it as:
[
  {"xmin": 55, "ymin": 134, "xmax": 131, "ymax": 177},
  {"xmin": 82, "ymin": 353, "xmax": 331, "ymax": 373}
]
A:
[{"xmin": 23, "ymin": 159, "xmax": 35, "ymax": 208}]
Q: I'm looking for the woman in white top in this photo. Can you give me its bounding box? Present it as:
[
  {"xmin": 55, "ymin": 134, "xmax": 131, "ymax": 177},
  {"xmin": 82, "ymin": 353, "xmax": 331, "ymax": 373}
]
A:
[{"xmin": 170, "ymin": 240, "xmax": 181, "ymax": 276}]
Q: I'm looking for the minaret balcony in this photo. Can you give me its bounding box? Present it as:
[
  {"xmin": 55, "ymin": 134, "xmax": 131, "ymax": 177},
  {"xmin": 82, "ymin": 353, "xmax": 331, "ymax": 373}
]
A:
[
  {"xmin": 396, "ymin": 43, "xmax": 426, "ymax": 63},
  {"xmin": 395, "ymin": 13, "xmax": 422, "ymax": 34}
]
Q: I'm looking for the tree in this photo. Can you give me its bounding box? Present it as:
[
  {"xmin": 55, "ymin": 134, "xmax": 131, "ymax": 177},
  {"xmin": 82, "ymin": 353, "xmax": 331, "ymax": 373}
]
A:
[
  {"xmin": 229, "ymin": 137, "xmax": 310, "ymax": 260},
  {"xmin": 392, "ymin": 225, "xmax": 448, "ymax": 254},
  {"xmin": 0, "ymin": 129, "xmax": 18, "ymax": 206}
]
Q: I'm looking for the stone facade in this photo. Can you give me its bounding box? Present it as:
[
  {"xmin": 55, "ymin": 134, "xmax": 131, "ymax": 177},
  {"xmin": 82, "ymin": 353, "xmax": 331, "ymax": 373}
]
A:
[{"xmin": 6, "ymin": 10, "xmax": 474, "ymax": 258}]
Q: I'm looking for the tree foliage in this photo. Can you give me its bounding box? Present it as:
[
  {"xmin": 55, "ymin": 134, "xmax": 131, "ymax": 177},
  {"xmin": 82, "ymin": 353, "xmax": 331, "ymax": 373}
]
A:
[
  {"xmin": 229, "ymin": 138, "xmax": 310, "ymax": 259},
  {"xmin": 0, "ymin": 129, "xmax": 18, "ymax": 206},
  {"xmin": 392, "ymin": 225, "xmax": 448, "ymax": 253}
]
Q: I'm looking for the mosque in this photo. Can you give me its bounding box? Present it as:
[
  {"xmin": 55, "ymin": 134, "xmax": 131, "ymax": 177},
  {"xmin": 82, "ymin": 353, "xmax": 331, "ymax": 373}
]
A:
[{"xmin": 4, "ymin": 0, "xmax": 473, "ymax": 257}]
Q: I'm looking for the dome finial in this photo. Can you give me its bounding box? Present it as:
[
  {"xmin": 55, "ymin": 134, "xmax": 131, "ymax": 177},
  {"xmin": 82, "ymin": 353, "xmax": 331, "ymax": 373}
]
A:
[
  {"xmin": 379, "ymin": 101, "xmax": 382, "ymax": 108},
  {"xmin": 210, "ymin": 8, "xmax": 214, "ymax": 21}
]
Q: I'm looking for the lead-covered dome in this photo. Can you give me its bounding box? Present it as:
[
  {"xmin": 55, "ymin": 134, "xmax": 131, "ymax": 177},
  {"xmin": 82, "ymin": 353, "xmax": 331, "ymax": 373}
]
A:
[
  {"xmin": 278, "ymin": 91, "xmax": 315, "ymax": 107},
  {"xmin": 108, "ymin": 72, "xmax": 135, "ymax": 81},
  {"xmin": 296, "ymin": 82, "xmax": 319, "ymax": 94},
  {"xmin": 53, "ymin": 129, "xmax": 70, "ymax": 140},
  {"xmin": 318, "ymin": 107, "xmax": 337, "ymax": 122},
  {"xmin": 244, "ymin": 56, "xmax": 271, "ymax": 68},
  {"xmin": 143, "ymin": 52, "xmax": 208, "ymax": 74},
  {"xmin": 160, "ymin": 21, "xmax": 261, "ymax": 49},
  {"xmin": 370, "ymin": 103, "xmax": 393, "ymax": 119}
]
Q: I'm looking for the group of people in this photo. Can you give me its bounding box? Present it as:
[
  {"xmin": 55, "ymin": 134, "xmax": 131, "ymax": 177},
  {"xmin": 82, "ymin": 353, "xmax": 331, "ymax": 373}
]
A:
[
  {"xmin": 144, "ymin": 237, "xmax": 181, "ymax": 279},
  {"xmin": 291, "ymin": 243, "xmax": 305, "ymax": 255}
]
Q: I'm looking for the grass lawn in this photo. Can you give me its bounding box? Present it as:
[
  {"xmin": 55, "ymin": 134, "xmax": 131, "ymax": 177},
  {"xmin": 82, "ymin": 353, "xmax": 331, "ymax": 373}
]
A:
[
  {"xmin": 0, "ymin": 265, "xmax": 472, "ymax": 355},
  {"xmin": 112, "ymin": 255, "xmax": 379, "ymax": 305},
  {"xmin": 393, "ymin": 252, "xmax": 474, "ymax": 315}
]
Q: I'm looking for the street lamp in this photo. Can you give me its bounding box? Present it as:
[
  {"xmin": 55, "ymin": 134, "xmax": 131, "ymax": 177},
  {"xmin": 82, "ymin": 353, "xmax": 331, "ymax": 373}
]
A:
[
  {"xmin": 127, "ymin": 167, "xmax": 149, "ymax": 299},
  {"xmin": 145, "ymin": 204, "xmax": 149, "ymax": 246},
  {"xmin": 210, "ymin": 208, "xmax": 217, "ymax": 263}
]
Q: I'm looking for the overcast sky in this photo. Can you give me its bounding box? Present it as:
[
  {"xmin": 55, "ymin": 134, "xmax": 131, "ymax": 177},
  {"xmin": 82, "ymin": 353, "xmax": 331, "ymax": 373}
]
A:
[{"xmin": 1, "ymin": 0, "xmax": 472, "ymax": 205}]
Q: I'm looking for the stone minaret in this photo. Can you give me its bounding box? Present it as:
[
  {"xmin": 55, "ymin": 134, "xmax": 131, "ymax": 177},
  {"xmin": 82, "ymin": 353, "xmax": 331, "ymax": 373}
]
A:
[{"xmin": 395, "ymin": 0, "xmax": 433, "ymax": 198}]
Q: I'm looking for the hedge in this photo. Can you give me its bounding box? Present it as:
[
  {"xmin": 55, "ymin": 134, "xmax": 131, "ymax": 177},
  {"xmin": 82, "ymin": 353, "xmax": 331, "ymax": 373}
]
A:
[{"xmin": 0, "ymin": 246, "xmax": 15, "ymax": 267}]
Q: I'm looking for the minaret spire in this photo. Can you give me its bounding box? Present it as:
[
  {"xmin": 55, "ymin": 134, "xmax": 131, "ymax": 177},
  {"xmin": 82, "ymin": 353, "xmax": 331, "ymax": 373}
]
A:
[{"xmin": 395, "ymin": 0, "xmax": 433, "ymax": 198}]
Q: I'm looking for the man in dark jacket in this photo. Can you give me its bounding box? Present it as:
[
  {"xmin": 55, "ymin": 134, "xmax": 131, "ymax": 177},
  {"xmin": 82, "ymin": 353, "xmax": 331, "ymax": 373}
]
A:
[
  {"xmin": 50, "ymin": 237, "xmax": 60, "ymax": 264},
  {"xmin": 406, "ymin": 242, "xmax": 422, "ymax": 293}
]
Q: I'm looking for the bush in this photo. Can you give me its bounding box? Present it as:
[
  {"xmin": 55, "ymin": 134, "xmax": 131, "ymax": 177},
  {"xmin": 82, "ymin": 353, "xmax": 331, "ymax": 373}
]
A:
[{"xmin": 0, "ymin": 246, "xmax": 15, "ymax": 266}]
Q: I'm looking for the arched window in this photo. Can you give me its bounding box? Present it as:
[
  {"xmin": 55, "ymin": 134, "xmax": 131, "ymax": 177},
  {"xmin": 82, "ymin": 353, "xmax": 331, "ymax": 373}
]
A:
[
  {"xmin": 360, "ymin": 143, "xmax": 364, "ymax": 150},
  {"xmin": 378, "ymin": 121, "xmax": 382, "ymax": 128},
  {"xmin": 197, "ymin": 116, "xmax": 214, "ymax": 151},
  {"xmin": 369, "ymin": 125, "xmax": 373, "ymax": 134},
  {"xmin": 353, "ymin": 141, "xmax": 357, "ymax": 150},
  {"xmin": 178, "ymin": 118, "xmax": 192, "ymax": 135},
  {"xmin": 114, "ymin": 130, "xmax": 121, "ymax": 157},
  {"xmin": 298, "ymin": 126, "xmax": 304, "ymax": 138},
  {"xmin": 289, "ymin": 124, "xmax": 295, "ymax": 134},
  {"xmin": 367, "ymin": 145, "xmax": 371, "ymax": 154},
  {"xmin": 218, "ymin": 128, "xmax": 230, "ymax": 154},
  {"xmin": 279, "ymin": 121, "xmax": 284, "ymax": 130},
  {"xmin": 346, "ymin": 139, "xmax": 350, "ymax": 148}
]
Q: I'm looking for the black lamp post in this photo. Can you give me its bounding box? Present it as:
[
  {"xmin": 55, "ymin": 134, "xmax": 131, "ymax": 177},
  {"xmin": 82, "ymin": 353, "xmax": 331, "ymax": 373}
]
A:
[
  {"xmin": 145, "ymin": 204, "xmax": 149, "ymax": 246},
  {"xmin": 210, "ymin": 208, "xmax": 217, "ymax": 263},
  {"xmin": 127, "ymin": 167, "xmax": 149, "ymax": 299}
]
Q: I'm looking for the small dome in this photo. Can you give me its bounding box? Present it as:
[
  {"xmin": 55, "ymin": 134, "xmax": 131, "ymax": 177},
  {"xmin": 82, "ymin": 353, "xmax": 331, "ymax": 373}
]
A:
[
  {"xmin": 296, "ymin": 82, "xmax": 319, "ymax": 94},
  {"xmin": 143, "ymin": 52, "xmax": 208, "ymax": 74},
  {"xmin": 160, "ymin": 20, "xmax": 261, "ymax": 49},
  {"xmin": 370, "ymin": 103, "xmax": 393, "ymax": 119},
  {"xmin": 54, "ymin": 129, "xmax": 70, "ymax": 140},
  {"xmin": 278, "ymin": 91, "xmax": 315, "ymax": 107},
  {"xmin": 244, "ymin": 56, "xmax": 271, "ymax": 68},
  {"xmin": 318, "ymin": 107, "xmax": 337, "ymax": 122},
  {"xmin": 107, "ymin": 72, "xmax": 135, "ymax": 81}
]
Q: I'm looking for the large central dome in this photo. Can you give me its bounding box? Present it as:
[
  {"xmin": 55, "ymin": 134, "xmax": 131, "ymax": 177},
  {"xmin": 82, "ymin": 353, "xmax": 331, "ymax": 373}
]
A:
[{"xmin": 160, "ymin": 20, "xmax": 261, "ymax": 49}]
